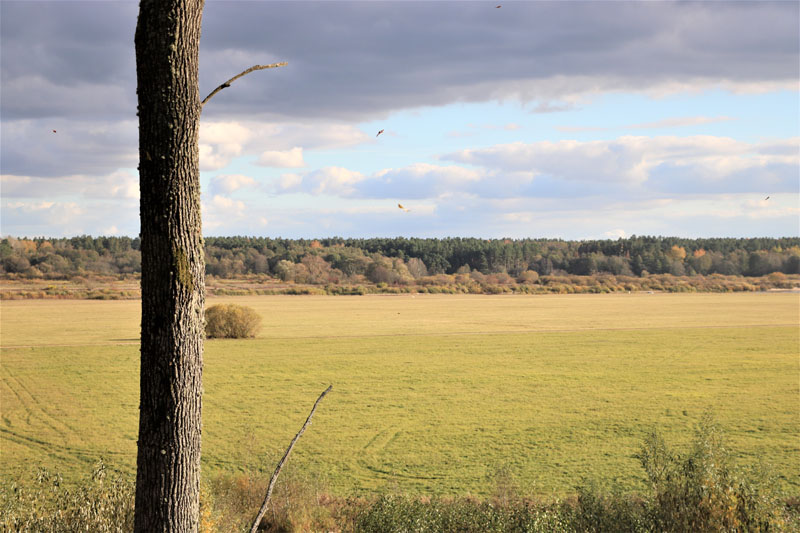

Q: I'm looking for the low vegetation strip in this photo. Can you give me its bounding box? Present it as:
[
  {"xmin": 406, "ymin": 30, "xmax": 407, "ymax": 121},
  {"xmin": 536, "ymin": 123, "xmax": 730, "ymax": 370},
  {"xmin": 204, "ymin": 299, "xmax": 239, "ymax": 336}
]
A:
[
  {"xmin": 1, "ymin": 272, "xmax": 798, "ymax": 300},
  {"xmin": 3, "ymin": 419, "xmax": 799, "ymax": 531}
]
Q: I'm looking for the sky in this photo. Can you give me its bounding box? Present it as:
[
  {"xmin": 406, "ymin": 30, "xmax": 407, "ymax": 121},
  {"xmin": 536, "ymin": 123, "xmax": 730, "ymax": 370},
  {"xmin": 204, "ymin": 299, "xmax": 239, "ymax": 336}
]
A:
[{"xmin": 1, "ymin": 1, "xmax": 798, "ymax": 240}]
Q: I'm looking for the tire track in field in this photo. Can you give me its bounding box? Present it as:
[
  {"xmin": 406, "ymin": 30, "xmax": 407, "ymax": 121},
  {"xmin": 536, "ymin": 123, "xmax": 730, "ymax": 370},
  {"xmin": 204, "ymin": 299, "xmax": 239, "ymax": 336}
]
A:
[
  {"xmin": 362, "ymin": 428, "xmax": 401, "ymax": 452},
  {"xmin": 0, "ymin": 426, "xmax": 129, "ymax": 466},
  {"xmin": 357, "ymin": 427, "xmax": 444, "ymax": 482},
  {"xmin": 6, "ymin": 365, "xmax": 81, "ymax": 434},
  {"xmin": 1, "ymin": 372, "xmax": 37, "ymax": 428},
  {"xmin": 1, "ymin": 323, "xmax": 796, "ymax": 350},
  {"xmin": 358, "ymin": 428, "xmax": 400, "ymax": 480},
  {"xmin": 1, "ymin": 365, "xmax": 79, "ymax": 444}
]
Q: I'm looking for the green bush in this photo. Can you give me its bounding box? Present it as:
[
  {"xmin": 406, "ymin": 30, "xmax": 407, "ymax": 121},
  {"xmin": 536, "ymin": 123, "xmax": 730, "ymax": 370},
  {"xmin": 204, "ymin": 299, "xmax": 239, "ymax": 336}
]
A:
[
  {"xmin": 638, "ymin": 415, "xmax": 791, "ymax": 532},
  {"xmin": 205, "ymin": 304, "xmax": 262, "ymax": 339},
  {"xmin": 0, "ymin": 461, "xmax": 134, "ymax": 532}
]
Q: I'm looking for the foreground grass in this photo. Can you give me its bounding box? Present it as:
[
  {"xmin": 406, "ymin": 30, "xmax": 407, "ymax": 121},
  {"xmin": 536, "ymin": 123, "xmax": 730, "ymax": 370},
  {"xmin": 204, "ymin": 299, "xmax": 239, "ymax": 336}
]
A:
[
  {"xmin": 3, "ymin": 420, "xmax": 799, "ymax": 532},
  {"xmin": 1, "ymin": 293, "xmax": 798, "ymax": 497}
]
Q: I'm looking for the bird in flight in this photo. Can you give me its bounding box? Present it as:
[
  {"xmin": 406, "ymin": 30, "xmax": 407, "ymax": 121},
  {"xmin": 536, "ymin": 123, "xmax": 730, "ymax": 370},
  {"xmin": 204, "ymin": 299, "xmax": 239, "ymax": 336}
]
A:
[
  {"xmin": 764, "ymin": 196, "xmax": 770, "ymax": 201},
  {"xmin": 398, "ymin": 203, "xmax": 410, "ymax": 212},
  {"xmin": 376, "ymin": 129, "xmax": 384, "ymax": 137},
  {"xmin": 496, "ymin": 5, "xmax": 502, "ymax": 7}
]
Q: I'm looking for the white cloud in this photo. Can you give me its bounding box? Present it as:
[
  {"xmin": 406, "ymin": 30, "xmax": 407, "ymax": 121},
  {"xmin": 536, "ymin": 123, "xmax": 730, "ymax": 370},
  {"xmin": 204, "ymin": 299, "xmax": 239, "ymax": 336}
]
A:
[
  {"xmin": 106, "ymin": 171, "xmax": 139, "ymax": 199},
  {"xmin": 5, "ymin": 200, "xmax": 58, "ymax": 211},
  {"xmin": 202, "ymin": 194, "xmax": 247, "ymax": 231},
  {"xmin": 210, "ymin": 194, "xmax": 245, "ymax": 212},
  {"xmin": 628, "ymin": 116, "xmax": 735, "ymax": 129},
  {"xmin": 256, "ymin": 147, "xmax": 305, "ymax": 168},
  {"xmin": 1, "ymin": 199, "xmax": 126, "ymax": 237},
  {"xmin": 604, "ymin": 229, "xmax": 628, "ymax": 239},
  {"xmin": 555, "ymin": 125, "xmax": 608, "ymax": 134},
  {"xmin": 448, "ymin": 138, "xmax": 653, "ymax": 185},
  {"xmin": 200, "ymin": 121, "xmax": 253, "ymax": 145},
  {"xmin": 379, "ymin": 163, "xmax": 482, "ymax": 184},
  {"xmin": 557, "ymin": 115, "xmax": 736, "ymax": 133},
  {"xmin": 278, "ymin": 163, "xmax": 485, "ymax": 200},
  {"xmin": 278, "ymin": 173, "xmax": 303, "ymax": 190},
  {"xmin": 263, "ymin": 135, "xmax": 797, "ymax": 205},
  {"xmin": 197, "ymin": 120, "xmax": 369, "ymax": 172},
  {"xmin": 199, "ymin": 121, "xmax": 251, "ymax": 171},
  {"xmin": 1, "ymin": 170, "xmax": 139, "ymax": 200},
  {"xmin": 209, "ymin": 174, "xmax": 257, "ymax": 195},
  {"xmin": 298, "ymin": 167, "xmax": 366, "ymax": 196},
  {"xmin": 444, "ymin": 136, "xmax": 800, "ymax": 195},
  {"xmin": 252, "ymin": 134, "xmax": 799, "ymax": 209}
]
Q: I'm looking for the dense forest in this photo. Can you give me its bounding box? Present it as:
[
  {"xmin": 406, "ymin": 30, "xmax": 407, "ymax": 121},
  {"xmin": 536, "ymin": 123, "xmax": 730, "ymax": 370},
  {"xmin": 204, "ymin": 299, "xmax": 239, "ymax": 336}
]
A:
[{"xmin": 2, "ymin": 235, "xmax": 799, "ymax": 282}]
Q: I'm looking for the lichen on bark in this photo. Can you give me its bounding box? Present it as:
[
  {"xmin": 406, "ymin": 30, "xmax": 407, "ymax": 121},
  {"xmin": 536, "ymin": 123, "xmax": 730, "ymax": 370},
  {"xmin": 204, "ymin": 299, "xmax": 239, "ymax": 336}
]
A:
[{"xmin": 173, "ymin": 245, "xmax": 194, "ymax": 292}]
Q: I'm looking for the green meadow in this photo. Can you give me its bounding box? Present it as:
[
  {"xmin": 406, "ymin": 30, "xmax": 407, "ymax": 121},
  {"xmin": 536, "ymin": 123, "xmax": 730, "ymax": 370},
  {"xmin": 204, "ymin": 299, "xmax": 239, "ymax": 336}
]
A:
[{"xmin": 1, "ymin": 293, "xmax": 798, "ymax": 496}]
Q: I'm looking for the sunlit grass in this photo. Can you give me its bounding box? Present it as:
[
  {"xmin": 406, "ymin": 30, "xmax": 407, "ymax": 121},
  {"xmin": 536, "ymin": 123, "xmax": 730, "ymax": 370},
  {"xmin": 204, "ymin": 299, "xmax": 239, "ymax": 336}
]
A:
[{"xmin": 1, "ymin": 293, "xmax": 798, "ymax": 496}]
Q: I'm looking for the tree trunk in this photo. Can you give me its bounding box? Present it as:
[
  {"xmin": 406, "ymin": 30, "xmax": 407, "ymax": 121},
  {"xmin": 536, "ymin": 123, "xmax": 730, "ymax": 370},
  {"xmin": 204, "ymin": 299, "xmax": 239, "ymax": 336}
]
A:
[{"xmin": 134, "ymin": 1, "xmax": 205, "ymax": 531}]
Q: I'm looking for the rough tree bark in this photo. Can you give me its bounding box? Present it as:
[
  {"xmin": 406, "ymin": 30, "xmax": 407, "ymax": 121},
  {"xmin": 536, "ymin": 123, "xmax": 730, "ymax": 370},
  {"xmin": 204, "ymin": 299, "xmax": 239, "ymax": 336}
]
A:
[{"xmin": 134, "ymin": 0, "xmax": 206, "ymax": 531}]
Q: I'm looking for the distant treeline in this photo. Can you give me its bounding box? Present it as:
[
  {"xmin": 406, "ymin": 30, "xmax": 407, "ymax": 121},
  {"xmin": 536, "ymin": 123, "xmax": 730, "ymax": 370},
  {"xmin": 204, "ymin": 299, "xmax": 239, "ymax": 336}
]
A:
[{"xmin": 2, "ymin": 235, "xmax": 799, "ymax": 282}]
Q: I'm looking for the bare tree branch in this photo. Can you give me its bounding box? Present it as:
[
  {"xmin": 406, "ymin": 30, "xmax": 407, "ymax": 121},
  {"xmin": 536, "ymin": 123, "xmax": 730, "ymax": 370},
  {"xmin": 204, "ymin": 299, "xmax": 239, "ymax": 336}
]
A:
[
  {"xmin": 249, "ymin": 385, "xmax": 333, "ymax": 533},
  {"xmin": 201, "ymin": 62, "xmax": 288, "ymax": 107}
]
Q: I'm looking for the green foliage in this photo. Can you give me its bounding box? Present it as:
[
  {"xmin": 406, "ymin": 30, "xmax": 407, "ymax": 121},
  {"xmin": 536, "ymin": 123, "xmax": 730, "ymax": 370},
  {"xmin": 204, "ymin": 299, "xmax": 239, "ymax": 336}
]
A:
[
  {"xmin": 0, "ymin": 461, "xmax": 134, "ymax": 532},
  {"xmin": 350, "ymin": 495, "xmax": 569, "ymax": 533},
  {"xmin": 205, "ymin": 304, "xmax": 262, "ymax": 339},
  {"xmin": 638, "ymin": 415, "xmax": 791, "ymax": 532},
  {"xmin": 3, "ymin": 235, "xmax": 800, "ymax": 281}
]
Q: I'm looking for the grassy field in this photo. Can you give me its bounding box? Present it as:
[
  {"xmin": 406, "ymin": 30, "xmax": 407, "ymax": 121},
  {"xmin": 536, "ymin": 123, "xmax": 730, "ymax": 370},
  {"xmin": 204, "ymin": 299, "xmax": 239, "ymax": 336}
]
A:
[{"xmin": 1, "ymin": 293, "xmax": 798, "ymax": 497}]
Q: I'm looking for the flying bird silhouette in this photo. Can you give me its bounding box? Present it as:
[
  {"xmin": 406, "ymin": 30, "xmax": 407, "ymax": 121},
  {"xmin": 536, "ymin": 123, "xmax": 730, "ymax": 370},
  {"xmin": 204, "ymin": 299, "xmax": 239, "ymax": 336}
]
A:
[
  {"xmin": 496, "ymin": 5, "xmax": 502, "ymax": 7},
  {"xmin": 764, "ymin": 196, "xmax": 770, "ymax": 201},
  {"xmin": 376, "ymin": 129, "xmax": 384, "ymax": 137},
  {"xmin": 398, "ymin": 203, "xmax": 410, "ymax": 212}
]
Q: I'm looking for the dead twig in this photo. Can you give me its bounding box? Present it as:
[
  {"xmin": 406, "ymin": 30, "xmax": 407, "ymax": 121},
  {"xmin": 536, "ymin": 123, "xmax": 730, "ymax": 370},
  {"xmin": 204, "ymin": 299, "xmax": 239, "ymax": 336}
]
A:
[
  {"xmin": 249, "ymin": 385, "xmax": 332, "ymax": 533},
  {"xmin": 201, "ymin": 62, "xmax": 287, "ymax": 107}
]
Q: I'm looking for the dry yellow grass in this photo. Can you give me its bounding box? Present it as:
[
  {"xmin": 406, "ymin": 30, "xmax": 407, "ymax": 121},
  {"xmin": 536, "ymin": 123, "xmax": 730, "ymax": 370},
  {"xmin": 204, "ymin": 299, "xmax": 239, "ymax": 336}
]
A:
[{"xmin": 1, "ymin": 293, "xmax": 798, "ymax": 496}]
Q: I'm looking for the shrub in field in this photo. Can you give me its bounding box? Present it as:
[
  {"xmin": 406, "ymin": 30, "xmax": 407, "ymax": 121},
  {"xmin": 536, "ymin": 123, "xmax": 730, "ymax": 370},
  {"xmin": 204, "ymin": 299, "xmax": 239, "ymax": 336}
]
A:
[
  {"xmin": 205, "ymin": 304, "xmax": 262, "ymax": 339},
  {"xmin": 638, "ymin": 415, "xmax": 790, "ymax": 532},
  {"xmin": 563, "ymin": 485, "xmax": 649, "ymax": 533}
]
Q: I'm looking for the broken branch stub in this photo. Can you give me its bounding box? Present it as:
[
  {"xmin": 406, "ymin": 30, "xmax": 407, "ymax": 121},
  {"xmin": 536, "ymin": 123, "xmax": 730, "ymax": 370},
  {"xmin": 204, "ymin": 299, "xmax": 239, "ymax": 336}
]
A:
[
  {"xmin": 201, "ymin": 62, "xmax": 288, "ymax": 108},
  {"xmin": 249, "ymin": 384, "xmax": 333, "ymax": 533}
]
